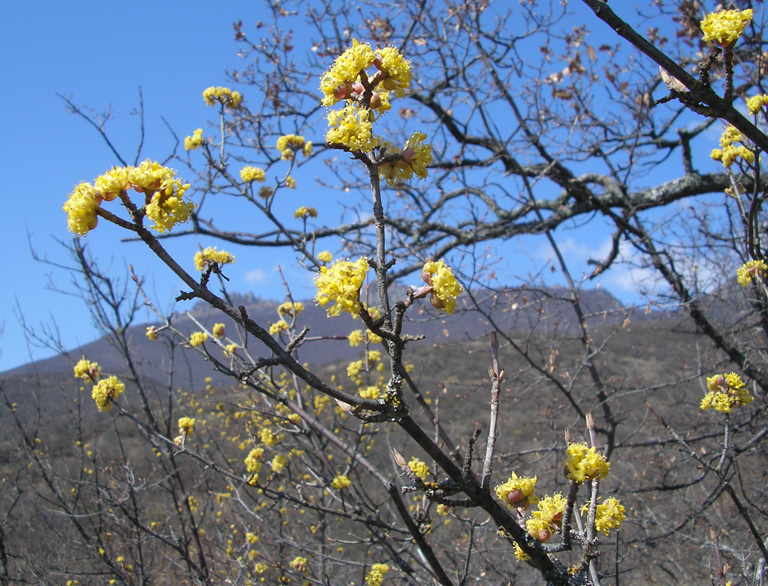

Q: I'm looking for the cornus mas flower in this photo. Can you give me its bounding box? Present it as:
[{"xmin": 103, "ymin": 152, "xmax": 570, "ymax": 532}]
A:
[
  {"xmin": 194, "ymin": 246, "xmax": 235, "ymax": 271},
  {"xmin": 277, "ymin": 301, "xmax": 304, "ymax": 317},
  {"xmin": 587, "ymin": 497, "xmax": 626, "ymax": 535},
  {"xmin": 189, "ymin": 331, "xmax": 208, "ymax": 347},
  {"xmin": 326, "ymin": 103, "xmax": 379, "ymax": 152},
  {"xmin": 314, "ymin": 257, "xmax": 370, "ymax": 316},
  {"xmin": 737, "ymin": 259, "xmax": 768, "ymax": 287},
  {"xmin": 184, "ymin": 128, "xmax": 204, "ymax": 151},
  {"xmin": 212, "ymin": 323, "xmax": 225, "ymax": 338},
  {"xmin": 379, "ymin": 132, "xmax": 433, "ymax": 185},
  {"xmin": 290, "ymin": 556, "xmax": 308, "ymax": 574},
  {"xmin": 700, "ymin": 9, "xmax": 753, "ymax": 47},
  {"xmin": 317, "ymin": 250, "xmax": 333, "ymax": 263},
  {"xmin": 92, "ymin": 375, "xmax": 125, "ymax": 412},
  {"xmin": 240, "ymin": 165, "xmax": 266, "ymax": 183},
  {"xmin": 145, "ymin": 326, "xmax": 158, "ymax": 341},
  {"xmin": 701, "ymin": 372, "xmax": 753, "ymax": 413},
  {"xmin": 421, "ymin": 259, "xmax": 463, "ymax": 314},
  {"xmin": 269, "ymin": 320, "xmax": 289, "ymax": 335},
  {"xmin": 63, "ymin": 182, "xmax": 100, "ymax": 235},
  {"xmin": 526, "ymin": 493, "xmax": 567, "ymax": 542},
  {"xmin": 178, "ymin": 417, "xmax": 195, "ymax": 435},
  {"xmin": 74, "ymin": 359, "xmax": 101, "ymax": 382},
  {"xmin": 276, "ymin": 133, "xmax": 308, "ymax": 160},
  {"xmin": 564, "ymin": 442, "xmax": 610, "ymax": 484},
  {"xmin": 747, "ymin": 94, "xmax": 768, "ymax": 115},
  {"xmin": 94, "ymin": 166, "xmax": 131, "ymax": 201},
  {"xmin": 365, "ymin": 564, "xmax": 389, "ymax": 586},
  {"xmin": 294, "ymin": 206, "xmax": 317, "ymax": 218},
  {"xmin": 331, "ymin": 475, "xmax": 351, "ymax": 490},
  {"xmin": 202, "ymin": 86, "xmax": 242, "ymax": 108},
  {"xmin": 320, "ymin": 39, "xmax": 378, "ymax": 107},
  {"xmin": 408, "ymin": 457, "xmax": 429, "ymax": 480},
  {"xmin": 711, "ymin": 125, "xmax": 755, "ymax": 168},
  {"xmin": 495, "ymin": 472, "xmax": 538, "ymax": 510}
]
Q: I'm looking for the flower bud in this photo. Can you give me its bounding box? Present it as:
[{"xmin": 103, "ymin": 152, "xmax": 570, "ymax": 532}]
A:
[
  {"xmin": 369, "ymin": 92, "xmax": 382, "ymax": 109},
  {"xmin": 538, "ymin": 528, "xmax": 551, "ymax": 542},
  {"xmin": 506, "ymin": 490, "xmax": 526, "ymax": 505},
  {"xmin": 333, "ymin": 84, "xmax": 349, "ymax": 100}
]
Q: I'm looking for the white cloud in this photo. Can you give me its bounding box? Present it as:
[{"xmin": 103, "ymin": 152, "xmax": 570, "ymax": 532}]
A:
[{"xmin": 244, "ymin": 268, "xmax": 269, "ymax": 284}]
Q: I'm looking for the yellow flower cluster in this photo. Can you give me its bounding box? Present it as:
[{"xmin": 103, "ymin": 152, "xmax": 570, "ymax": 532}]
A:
[
  {"xmin": 294, "ymin": 206, "xmax": 317, "ymax": 219},
  {"xmin": 317, "ymin": 250, "xmax": 333, "ymax": 263},
  {"xmin": 269, "ymin": 320, "xmax": 289, "ymax": 335},
  {"xmin": 189, "ymin": 331, "xmax": 208, "ymax": 347},
  {"xmin": 320, "ymin": 40, "xmax": 378, "ymax": 106},
  {"xmin": 421, "ymin": 259, "xmax": 463, "ymax": 314},
  {"xmin": 526, "ymin": 493, "xmax": 566, "ymax": 542},
  {"xmin": 92, "ymin": 375, "xmax": 125, "ymax": 412},
  {"xmin": 202, "ymin": 86, "xmax": 243, "ymax": 108},
  {"xmin": 587, "ymin": 497, "xmax": 625, "ymax": 535},
  {"xmin": 178, "ymin": 416, "xmax": 195, "ymax": 435},
  {"xmin": 564, "ymin": 442, "xmax": 610, "ymax": 484},
  {"xmin": 271, "ymin": 454, "xmax": 287, "ymax": 473},
  {"xmin": 290, "ymin": 556, "xmax": 308, "ymax": 574},
  {"xmin": 245, "ymin": 447, "xmax": 264, "ymax": 484},
  {"xmin": 276, "ymin": 134, "xmax": 311, "ymax": 160},
  {"xmin": 193, "ymin": 246, "xmax": 235, "ymax": 271},
  {"xmin": 326, "ymin": 103, "xmax": 379, "ymax": 152},
  {"xmin": 240, "ymin": 166, "xmax": 266, "ymax": 183},
  {"xmin": 145, "ymin": 326, "xmax": 158, "ymax": 341},
  {"xmin": 184, "ymin": 128, "xmax": 204, "ymax": 151},
  {"xmin": 74, "ymin": 358, "xmax": 101, "ymax": 382},
  {"xmin": 737, "ymin": 259, "xmax": 767, "ymax": 287},
  {"xmin": 494, "ymin": 472, "xmax": 538, "ymax": 510},
  {"xmin": 379, "ymin": 132, "xmax": 433, "ymax": 185},
  {"xmin": 314, "ymin": 258, "xmax": 369, "ymax": 316},
  {"xmin": 277, "ymin": 301, "xmax": 305, "ymax": 317},
  {"xmin": 700, "ymin": 9, "xmax": 753, "ymax": 47},
  {"xmin": 747, "ymin": 94, "xmax": 768, "ymax": 115},
  {"xmin": 64, "ymin": 161, "xmax": 192, "ymax": 235},
  {"xmin": 331, "ymin": 475, "xmax": 351, "ymax": 490},
  {"xmin": 359, "ymin": 385, "xmax": 381, "ymax": 399},
  {"xmin": 711, "ymin": 125, "xmax": 755, "ymax": 169},
  {"xmin": 701, "ymin": 372, "xmax": 753, "ymax": 413},
  {"xmin": 408, "ymin": 457, "xmax": 429, "ymax": 480},
  {"xmin": 212, "ymin": 323, "xmax": 225, "ymax": 338},
  {"xmin": 365, "ymin": 564, "xmax": 390, "ymax": 586}
]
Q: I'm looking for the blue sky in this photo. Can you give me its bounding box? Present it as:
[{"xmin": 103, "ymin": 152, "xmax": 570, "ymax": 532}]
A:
[{"xmin": 0, "ymin": 2, "xmax": 722, "ymax": 372}]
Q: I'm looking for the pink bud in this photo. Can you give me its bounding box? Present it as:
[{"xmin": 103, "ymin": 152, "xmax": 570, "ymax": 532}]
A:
[
  {"xmin": 538, "ymin": 529, "xmax": 551, "ymax": 542},
  {"xmin": 333, "ymin": 84, "xmax": 348, "ymax": 100},
  {"xmin": 506, "ymin": 490, "xmax": 526, "ymax": 505},
  {"xmin": 369, "ymin": 92, "xmax": 382, "ymax": 109},
  {"xmin": 374, "ymin": 57, "xmax": 384, "ymax": 70},
  {"xmin": 401, "ymin": 147, "xmax": 416, "ymax": 161},
  {"xmin": 351, "ymin": 81, "xmax": 365, "ymax": 96}
]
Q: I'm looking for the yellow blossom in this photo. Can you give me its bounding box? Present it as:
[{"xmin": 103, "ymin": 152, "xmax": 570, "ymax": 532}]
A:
[
  {"xmin": 269, "ymin": 320, "xmax": 289, "ymax": 335},
  {"xmin": 359, "ymin": 385, "xmax": 381, "ymax": 399},
  {"xmin": 259, "ymin": 427, "xmax": 279, "ymax": 447},
  {"xmin": 92, "ymin": 375, "xmax": 125, "ymax": 412},
  {"xmin": 194, "ymin": 246, "xmax": 235, "ymax": 271},
  {"xmin": 314, "ymin": 258, "xmax": 370, "ymax": 316},
  {"xmin": 379, "ymin": 132, "xmax": 433, "ymax": 185},
  {"xmin": 514, "ymin": 542, "xmax": 531, "ymax": 561},
  {"xmin": 326, "ymin": 103, "xmax": 379, "ymax": 152},
  {"xmin": 331, "ymin": 475, "xmax": 351, "ymax": 490},
  {"xmin": 294, "ymin": 206, "xmax": 317, "ymax": 219},
  {"xmin": 189, "ymin": 332, "xmax": 208, "ymax": 347},
  {"xmin": 737, "ymin": 259, "xmax": 767, "ymax": 287},
  {"xmin": 303, "ymin": 141, "xmax": 313, "ymax": 156},
  {"xmin": 320, "ymin": 39, "xmax": 377, "ymax": 106},
  {"xmin": 565, "ymin": 442, "xmax": 610, "ymax": 484},
  {"xmin": 212, "ymin": 323, "xmax": 225, "ymax": 338},
  {"xmin": 277, "ymin": 301, "xmax": 305, "ymax": 317},
  {"xmin": 365, "ymin": 563, "xmax": 390, "ymax": 586},
  {"xmin": 285, "ymin": 175, "xmax": 297, "ymax": 189},
  {"xmin": 701, "ymin": 9, "xmax": 752, "ymax": 47},
  {"xmin": 178, "ymin": 417, "xmax": 195, "ymax": 435},
  {"xmin": 376, "ymin": 46, "xmax": 411, "ymax": 97},
  {"xmin": 272, "ymin": 454, "xmax": 287, "ymax": 473},
  {"xmin": 290, "ymin": 556, "xmax": 308, "ymax": 574},
  {"xmin": 184, "ymin": 128, "xmax": 204, "ymax": 151},
  {"xmin": 74, "ymin": 359, "xmax": 101, "ymax": 382},
  {"xmin": 224, "ymin": 343, "xmax": 238, "ymax": 355},
  {"xmin": 421, "ymin": 259, "xmax": 463, "ymax": 314},
  {"xmin": 145, "ymin": 326, "xmax": 158, "ymax": 341},
  {"xmin": 317, "ymin": 250, "xmax": 333, "ymax": 263},
  {"xmin": 202, "ymin": 86, "xmax": 242, "ymax": 108},
  {"xmin": 583, "ymin": 497, "xmax": 625, "ymax": 535},
  {"xmin": 129, "ymin": 160, "xmax": 193, "ymax": 232},
  {"xmin": 495, "ymin": 472, "xmax": 538, "ymax": 510},
  {"xmin": 701, "ymin": 372, "xmax": 753, "ymax": 413},
  {"xmin": 747, "ymin": 94, "xmax": 768, "ymax": 115},
  {"xmin": 408, "ymin": 457, "xmax": 429, "ymax": 480},
  {"xmin": 240, "ymin": 166, "xmax": 266, "ymax": 183},
  {"xmin": 94, "ymin": 166, "xmax": 131, "ymax": 201},
  {"xmin": 348, "ymin": 329, "xmax": 366, "ymax": 347},
  {"xmin": 63, "ymin": 182, "xmax": 100, "ymax": 235},
  {"xmin": 526, "ymin": 493, "xmax": 566, "ymax": 542}
]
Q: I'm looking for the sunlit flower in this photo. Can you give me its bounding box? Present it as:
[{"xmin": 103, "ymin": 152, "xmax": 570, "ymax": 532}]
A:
[
  {"xmin": 747, "ymin": 94, "xmax": 768, "ymax": 115},
  {"xmin": 317, "ymin": 250, "xmax": 333, "ymax": 263},
  {"xmin": 700, "ymin": 9, "xmax": 752, "ymax": 47},
  {"xmin": 184, "ymin": 128, "xmax": 204, "ymax": 151},
  {"xmin": 189, "ymin": 331, "xmax": 208, "ymax": 347},
  {"xmin": 495, "ymin": 472, "xmax": 538, "ymax": 510},
  {"xmin": 331, "ymin": 475, "xmax": 351, "ymax": 490},
  {"xmin": 290, "ymin": 556, "xmax": 308, "ymax": 574},
  {"xmin": 269, "ymin": 320, "xmax": 289, "ymax": 335},
  {"xmin": 145, "ymin": 326, "xmax": 159, "ymax": 341},
  {"xmin": 202, "ymin": 86, "xmax": 243, "ymax": 108},
  {"xmin": 314, "ymin": 258, "xmax": 369, "ymax": 316},
  {"xmin": 582, "ymin": 497, "xmax": 625, "ymax": 535},
  {"xmin": 277, "ymin": 301, "xmax": 305, "ymax": 317},
  {"xmin": 421, "ymin": 259, "xmax": 463, "ymax": 314},
  {"xmin": 92, "ymin": 375, "xmax": 125, "ymax": 412},
  {"xmin": 365, "ymin": 563, "xmax": 390, "ymax": 586},
  {"xmin": 178, "ymin": 416, "xmax": 195, "ymax": 435},
  {"xmin": 272, "ymin": 454, "xmax": 287, "ymax": 473},
  {"xmin": 94, "ymin": 166, "xmax": 131, "ymax": 201},
  {"xmin": 285, "ymin": 175, "xmax": 297, "ymax": 189},
  {"xmin": 294, "ymin": 206, "xmax": 317, "ymax": 218},
  {"xmin": 212, "ymin": 323, "xmax": 225, "ymax": 338},
  {"xmin": 326, "ymin": 103, "xmax": 379, "ymax": 152},
  {"xmin": 737, "ymin": 259, "xmax": 767, "ymax": 287},
  {"xmin": 74, "ymin": 359, "xmax": 101, "ymax": 382},
  {"xmin": 375, "ymin": 46, "xmax": 411, "ymax": 97},
  {"xmin": 240, "ymin": 166, "xmax": 266, "ymax": 183},
  {"xmin": 194, "ymin": 246, "xmax": 235, "ymax": 271},
  {"xmin": 564, "ymin": 442, "xmax": 610, "ymax": 484},
  {"xmin": 276, "ymin": 134, "xmax": 307, "ymax": 160},
  {"xmin": 379, "ymin": 132, "xmax": 433, "ymax": 185},
  {"xmin": 408, "ymin": 457, "xmax": 429, "ymax": 480},
  {"xmin": 514, "ymin": 542, "xmax": 531, "ymax": 561},
  {"xmin": 359, "ymin": 385, "xmax": 381, "ymax": 399},
  {"xmin": 526, "ymin": 493, "xmax": 566, "ymax": 542},
  {"xmin": 63, "ymin": 182, "xmax": 100, "ymax": 235},
  {"xmin": 130, "ymin": 160, "xmax": 193, "ymax": 232},
  {"xmin": 348, "ymin": 329, "xmax": 366, "ymax": 347},
  {"xmin": 701, "ymin": 372, "xmax": 753, "ymax": 413},
  {"xmin": 320, "ymin": 39, "xmax": 377, "ymax": 106}
]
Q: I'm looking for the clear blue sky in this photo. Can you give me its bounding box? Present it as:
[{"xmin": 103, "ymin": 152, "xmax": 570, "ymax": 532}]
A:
[{"xmin": 0, "ymin": 2, "xmax": 718, "ymax": 372}]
